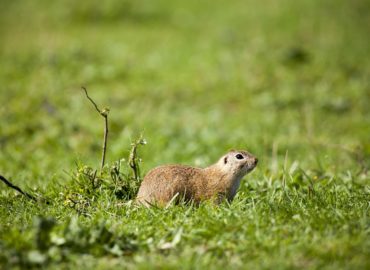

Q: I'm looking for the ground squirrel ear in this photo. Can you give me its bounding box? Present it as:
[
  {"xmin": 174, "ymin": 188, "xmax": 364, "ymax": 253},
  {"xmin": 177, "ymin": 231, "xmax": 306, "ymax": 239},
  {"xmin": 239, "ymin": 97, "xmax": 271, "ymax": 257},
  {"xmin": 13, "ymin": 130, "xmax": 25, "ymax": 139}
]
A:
[{"xmin": 224, "ymin": 156, "xmax": 228, "ymax": 164}]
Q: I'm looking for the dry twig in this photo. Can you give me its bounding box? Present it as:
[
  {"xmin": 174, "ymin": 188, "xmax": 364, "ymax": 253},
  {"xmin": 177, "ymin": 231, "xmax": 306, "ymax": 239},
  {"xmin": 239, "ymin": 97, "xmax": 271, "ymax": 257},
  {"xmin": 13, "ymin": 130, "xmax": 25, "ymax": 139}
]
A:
[
  {"xmin": 82, "ymin": 86, "xmax": 110, "ymax": 172},
  {"xmin": 0, "ymin": 174, "xmax": 37, "ymax": 201}
]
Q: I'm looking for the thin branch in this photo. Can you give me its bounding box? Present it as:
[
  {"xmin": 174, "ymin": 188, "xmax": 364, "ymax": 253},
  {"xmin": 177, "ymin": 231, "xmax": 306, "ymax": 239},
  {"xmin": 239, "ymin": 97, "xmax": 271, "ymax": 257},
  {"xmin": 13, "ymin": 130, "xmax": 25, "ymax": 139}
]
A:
[
  {"xmin": 0, "ymin": 174, "xmax": 37, "ymax": 202},
  {"xmin": 102, "ymin": 114, "xmax": 108, "ymax": 171},
  {"xmin": 81, "ymin": 86, "xmax": 109, "ymax": 172},
  {"xmin": 82, "ymin": 86, "xmax": 101, "ymax": 114}
]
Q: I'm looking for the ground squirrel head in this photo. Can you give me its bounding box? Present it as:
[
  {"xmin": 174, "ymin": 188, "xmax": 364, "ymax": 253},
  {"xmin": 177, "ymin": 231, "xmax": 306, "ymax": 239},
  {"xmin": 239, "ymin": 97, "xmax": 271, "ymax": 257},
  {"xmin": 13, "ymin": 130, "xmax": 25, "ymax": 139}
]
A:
[{"xmin": 218, "ymin": 149, "xmax": 258, "ymax": 177}]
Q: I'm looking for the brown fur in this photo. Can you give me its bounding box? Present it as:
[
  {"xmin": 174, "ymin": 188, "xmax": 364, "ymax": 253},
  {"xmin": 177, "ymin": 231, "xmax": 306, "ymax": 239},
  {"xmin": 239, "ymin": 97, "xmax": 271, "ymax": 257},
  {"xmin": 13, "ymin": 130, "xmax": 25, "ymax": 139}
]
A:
[{"xmin": 136, "ymin": 150, "xmax": 258, "ymax": 206}]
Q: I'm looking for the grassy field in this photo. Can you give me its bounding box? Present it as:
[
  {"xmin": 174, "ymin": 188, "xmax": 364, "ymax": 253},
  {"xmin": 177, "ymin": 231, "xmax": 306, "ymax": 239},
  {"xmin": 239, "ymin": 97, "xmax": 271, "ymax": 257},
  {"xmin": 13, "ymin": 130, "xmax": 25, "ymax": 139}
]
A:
[{"xmin": 1, "ymin": 0, "xmax": 369, "ymax": 269}]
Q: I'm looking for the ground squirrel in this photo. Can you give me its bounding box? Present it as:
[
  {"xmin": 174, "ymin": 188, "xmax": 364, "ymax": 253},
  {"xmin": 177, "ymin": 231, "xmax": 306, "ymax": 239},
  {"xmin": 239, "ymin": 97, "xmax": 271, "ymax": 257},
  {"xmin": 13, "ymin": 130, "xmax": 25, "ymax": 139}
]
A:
[{"xmin": 136, "ymin": 150, "xmax": 258, "ymax": 206}]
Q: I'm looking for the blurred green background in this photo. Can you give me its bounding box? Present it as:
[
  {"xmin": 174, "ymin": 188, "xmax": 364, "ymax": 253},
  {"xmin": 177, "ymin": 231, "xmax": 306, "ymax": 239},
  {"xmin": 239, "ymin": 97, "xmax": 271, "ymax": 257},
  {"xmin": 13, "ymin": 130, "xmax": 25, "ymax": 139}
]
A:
[
  {"xmin": 1, "ymin": 0, "xmax": 369, "ymax": 182},
  {"xmin": 0, "ymin": 1, "xmax": 370, "ymax": 268}
]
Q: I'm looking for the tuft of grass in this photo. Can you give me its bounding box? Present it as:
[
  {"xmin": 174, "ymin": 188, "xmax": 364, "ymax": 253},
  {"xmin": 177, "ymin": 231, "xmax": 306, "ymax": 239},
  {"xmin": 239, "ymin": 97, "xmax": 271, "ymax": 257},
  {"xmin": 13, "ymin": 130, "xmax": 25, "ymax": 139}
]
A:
[{"xmin": 61, "ymin": 136, "xmax": 146, "ymax": 216}]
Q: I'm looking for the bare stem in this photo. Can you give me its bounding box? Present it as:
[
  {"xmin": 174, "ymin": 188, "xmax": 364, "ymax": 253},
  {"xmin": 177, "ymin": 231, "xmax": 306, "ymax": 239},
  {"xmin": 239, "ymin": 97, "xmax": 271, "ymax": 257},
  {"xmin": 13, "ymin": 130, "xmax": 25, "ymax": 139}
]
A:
[
  {"xmin": 82, "ymin": 86, "xmax": 109, "ymax": 173},
  {"xmin": 82, "ymin": 86, "xmax": 101, "ymax": 114},
  {"xmin": 0, "ymin": 174, "xmax": 37, "ymax": 202},
  {"xmin": 102, "ymin": 115, "xmax": 108, "ymax": 172}
]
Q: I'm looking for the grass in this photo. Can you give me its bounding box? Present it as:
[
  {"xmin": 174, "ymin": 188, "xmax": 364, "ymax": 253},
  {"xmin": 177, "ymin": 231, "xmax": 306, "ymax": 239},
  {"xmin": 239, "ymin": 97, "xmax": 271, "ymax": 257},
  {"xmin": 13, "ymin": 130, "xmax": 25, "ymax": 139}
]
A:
[{"xmin": 0, "ymin": 0, "xmax": 369, "ymax": 269}]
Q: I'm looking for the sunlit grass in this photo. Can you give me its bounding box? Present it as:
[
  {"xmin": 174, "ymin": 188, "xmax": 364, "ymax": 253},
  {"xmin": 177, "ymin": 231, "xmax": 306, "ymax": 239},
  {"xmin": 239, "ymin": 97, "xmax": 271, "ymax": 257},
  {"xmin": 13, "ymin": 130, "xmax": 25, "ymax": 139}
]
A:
[{"xmin": 0, "ymin": 0, "xmax": 369, "ymax": 269}]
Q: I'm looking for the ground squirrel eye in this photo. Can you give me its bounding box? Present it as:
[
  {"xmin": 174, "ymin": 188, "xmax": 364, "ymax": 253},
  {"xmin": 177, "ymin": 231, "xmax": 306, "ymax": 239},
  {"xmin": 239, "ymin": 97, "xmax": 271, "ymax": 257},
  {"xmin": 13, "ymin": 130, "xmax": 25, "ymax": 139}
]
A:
[{"xmin": 235, "ymin": 154, "xmax": 244, "ymax": 160}]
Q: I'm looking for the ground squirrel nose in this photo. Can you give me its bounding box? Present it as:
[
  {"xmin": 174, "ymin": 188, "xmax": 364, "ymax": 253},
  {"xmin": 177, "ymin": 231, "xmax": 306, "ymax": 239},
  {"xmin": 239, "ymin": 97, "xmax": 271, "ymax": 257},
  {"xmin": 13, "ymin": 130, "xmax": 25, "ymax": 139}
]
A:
[{"xmin": 254, "ymin": 158, "xmax": 258, "ymax": 166}]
